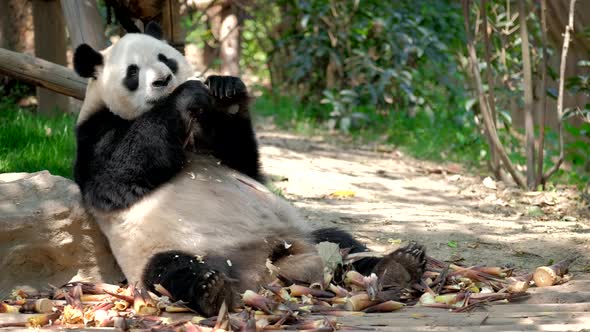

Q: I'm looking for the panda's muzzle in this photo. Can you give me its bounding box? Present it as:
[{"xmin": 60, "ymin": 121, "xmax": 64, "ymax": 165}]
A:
[{"xmin": 152, "ymin": 74, "xmax": 172, "ymax": 88}]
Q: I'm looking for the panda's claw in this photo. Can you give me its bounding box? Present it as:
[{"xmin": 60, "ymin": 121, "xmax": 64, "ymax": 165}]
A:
[
  {"xmin": 219, "ymin": 79, "xmax": 226, "ymax": 99},
  {"xmin": 205, "ymin": 75, "xmax": 247, "ymax": 104},
  {"xmin": 196, "ymin": 268, "xmax": 234, "ymax": 317}
]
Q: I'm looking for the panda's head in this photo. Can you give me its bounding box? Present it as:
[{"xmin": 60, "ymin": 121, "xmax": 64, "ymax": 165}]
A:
[{"xmin": 74, "ymin": 22, "xmax": 193, "ymax": 122}]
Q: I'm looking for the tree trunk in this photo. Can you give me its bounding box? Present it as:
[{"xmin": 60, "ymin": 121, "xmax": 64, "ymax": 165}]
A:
[
  {"xmin": 219, "ymin": 4, "xmax": 241, "ymax": 76},
  {"xmin": 0, "ymin": 0, "xmax": 35, "ymax": 96},
  {"xmin": 479, "ymin": 0, "xmax": 500, "ymax": 178},
  {"xmin": 60, "ymin": 0, "xmax": 107, "ymax": 50},
  {"xmin": 0, "ymin": 0, "xmax": 34, "ymax": 54},
  {"xmin": 201, "ymin": 4, "xmax": 223, "ymax": 71},
  {"xmin": 32, "ymin": 0, "xmax": 69, "ymax": 115},
  {"xmin": 0, "ymin": 1, "xmax": 9, "ymax": 50},
  {"xmin": 267, "ymin": 2, "xmax": 296, "ymax": 91},
  {"xmin": 518, "ymin": 0, "xmax": 536, "ymax": 189}
]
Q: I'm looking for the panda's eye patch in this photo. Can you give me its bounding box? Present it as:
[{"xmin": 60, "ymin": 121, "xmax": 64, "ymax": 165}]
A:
[
  {"xmin": 158, "ymin": 53, "xmax": 178, "ymax": 74},
  {"xmin": 123, "ymin": 64, "xmax": 140, "ymax": 91},
  {"xmin": 127, "ymin": 65, "xmax": 139, "ymax": 77}
]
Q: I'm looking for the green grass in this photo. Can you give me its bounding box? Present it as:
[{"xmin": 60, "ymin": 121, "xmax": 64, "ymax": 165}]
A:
[
  {"xmin": 253, "ymin": 92, "xmax": 590, "ymax": 188},
  {"xmin": 253, "ymin": 93, "xmax": 327, "ymax": 135},
  {"xmin": 0, "ymin": 101, "xmax": 76, "ymax": 178},
  {"xmin": 1, "ymin": 91, "xmax": 584, "ymax": 189}
]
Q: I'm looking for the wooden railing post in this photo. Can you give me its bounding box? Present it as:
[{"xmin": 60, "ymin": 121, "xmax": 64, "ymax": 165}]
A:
[
  {"xmin": 32, "ymin": 0, "xmax": 70, "ymax": 115},
  {"xmin": 161, "ymin": 0, "xmax": 186, "ymax": 54}
]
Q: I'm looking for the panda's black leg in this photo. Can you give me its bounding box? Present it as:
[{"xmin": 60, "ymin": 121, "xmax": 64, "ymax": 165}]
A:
[
  {"xmin": 142, "ymin": 250, "xmax": 235, "ymax": 317},
  {"xmin": 311, "ymin": 228, "xmax": 426, "ymax": 288}
]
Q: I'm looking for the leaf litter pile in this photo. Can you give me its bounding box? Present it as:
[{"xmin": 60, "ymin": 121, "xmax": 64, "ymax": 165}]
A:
[{"xmin": 0, "ymin": 242, "xmax": 575, "ymax": 331}]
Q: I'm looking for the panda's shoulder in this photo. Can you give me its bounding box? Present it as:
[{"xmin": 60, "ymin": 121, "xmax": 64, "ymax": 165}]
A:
[{"xmin": 76, "ymin": 107, "xmax": 129, "ymax": 135}]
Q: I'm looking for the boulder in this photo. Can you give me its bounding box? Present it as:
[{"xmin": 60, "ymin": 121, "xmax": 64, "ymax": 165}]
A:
[{"xmin": 0, "ymin": 171, "xmax": 123, "ymax": 293}]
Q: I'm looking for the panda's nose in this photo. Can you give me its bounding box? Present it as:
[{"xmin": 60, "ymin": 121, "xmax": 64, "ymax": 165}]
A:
[{"xmin": 152, "ymin": 74, "xmax": 172, "ymax": 88}]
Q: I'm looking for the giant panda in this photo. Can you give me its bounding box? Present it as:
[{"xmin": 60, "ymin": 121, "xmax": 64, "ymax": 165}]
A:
[{"xmin": 72, "ymin": 22, "xmax": 427, "ymax": 317}]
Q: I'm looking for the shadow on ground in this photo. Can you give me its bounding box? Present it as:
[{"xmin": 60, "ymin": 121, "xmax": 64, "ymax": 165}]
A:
[{"xmin": 258, "ymin": 130, "xmax": 590, "ymax": 273}]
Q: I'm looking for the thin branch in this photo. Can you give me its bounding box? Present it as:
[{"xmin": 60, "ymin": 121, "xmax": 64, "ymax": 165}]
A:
[
  {"xmin": 536, "ymin": 0, "xmax": 548, "ymax": 186},
  {"xmin": 518, "ymin": 0, "xmax": 536, "ymax": 189},
  {"xmin": 462, "ymin": 0, "xmax": 527, "ymax": 188},
  {"xmin": 543, "ymin": 0, "xmax": 577, "ymax": 182},
  {"xmin": 480, "ymin": 0, "xmax": 500, "ymax": 177}
]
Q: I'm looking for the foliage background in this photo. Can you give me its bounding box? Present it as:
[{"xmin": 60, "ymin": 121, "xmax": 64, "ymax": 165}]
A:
[{"xmin": 1, "ymin": 0, "xmax": 589, "ymax": 188}]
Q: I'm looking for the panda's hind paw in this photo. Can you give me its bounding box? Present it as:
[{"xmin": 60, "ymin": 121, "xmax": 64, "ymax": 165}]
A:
[
  {"xmin": 196, "ymin": 269, "xmax": 235, "ymax": 317},
  {"xmin": 142, "ymin": 251, "xmax": 235, "ymax": 317},
  {"xmin": 371, "ymin": 241, "xmax": 426, "ymax": 289}
]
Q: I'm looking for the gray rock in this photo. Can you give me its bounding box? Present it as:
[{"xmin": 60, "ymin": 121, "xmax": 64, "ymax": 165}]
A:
[{"xmin": 0, "ymin": 171, "xmax": 123, "ymax": 294}]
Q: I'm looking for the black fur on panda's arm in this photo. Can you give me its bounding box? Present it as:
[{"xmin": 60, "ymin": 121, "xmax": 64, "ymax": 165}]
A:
[
  {"xmin": 74, "ymin": 104, "xmax": 188, "ymax": 212},
  {"xmin": 199, "ymin": 75, "xmax": 264, "ymax": 183}
]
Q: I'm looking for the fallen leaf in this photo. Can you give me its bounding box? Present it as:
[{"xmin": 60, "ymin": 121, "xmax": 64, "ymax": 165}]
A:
[
  {"xmin": 316, "ymin": 242, "xmax": 343, "ymax": 272},
  {"xmin": 269, "ymin": 174, "xmax": 289, "ymax": 182},
  {"xmin": 561, "ymin": 215, "xmax": 577, "ymax": 222},
  {"xmin": 411, "ymin": 313, "xmax": 428, "ymax": 319},
  {"xmin": 527, "ymin": 206, "xmax": 544, "ymax": 217},
  {"xmin": 448, "ymin": 174, "xmax": 461, "ymax": 181},
  {"xmin": 446, "ymin": 163, "xmax": 463, "ymax": 174},
  {"xmin": 448, "ymin": 253, "xmax": 465, "ymax": 262},
  {"xmin": 387, "ymin": 238, "xmax": 402, "ymax": 245},
  {"xmin": 327, "ymin": 190, "xmax": 356, "ymax": 199},
  {"xmin": 482, "ymin": 177, "xmax": 496, "ymax": 190}
]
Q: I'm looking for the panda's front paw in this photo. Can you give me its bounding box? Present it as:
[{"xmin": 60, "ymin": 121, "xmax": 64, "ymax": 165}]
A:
[
  {"xmin": 205, "ymin": 75, "xmax": 248, "ymax": 101},
  {"xmin": 172, "ymin": 80, "xmax": 212, "ymax": 115}
]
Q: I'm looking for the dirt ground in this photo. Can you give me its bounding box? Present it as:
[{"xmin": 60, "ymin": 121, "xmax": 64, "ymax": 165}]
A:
[{"xmin": 257, "ymin": 129, "xmax": 590, "ymax": 274}]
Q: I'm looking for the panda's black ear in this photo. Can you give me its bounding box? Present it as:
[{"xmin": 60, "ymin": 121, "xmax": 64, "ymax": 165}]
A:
[
  {"xmin": 145, "ymin": 21, "xmax": 163, "ymax": 40},
  {"xmin": 74, "ymin": 44, "xmax": 103, "ymax": 78}
]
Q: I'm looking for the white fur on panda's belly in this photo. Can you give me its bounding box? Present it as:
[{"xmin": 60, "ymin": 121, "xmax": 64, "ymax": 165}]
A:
[{"xmin": 91, "ymin": 154, "xmax": 309, "ymax": 284}]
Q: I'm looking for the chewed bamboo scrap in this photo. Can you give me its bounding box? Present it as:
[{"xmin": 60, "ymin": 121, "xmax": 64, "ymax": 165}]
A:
[
  {"xmin": 1, "ymin": 253, "xmax": 573, "ymax": 331},
  {"xmin": 533, "ymin": 258, "xmax": 575, "ymax": 287}
]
